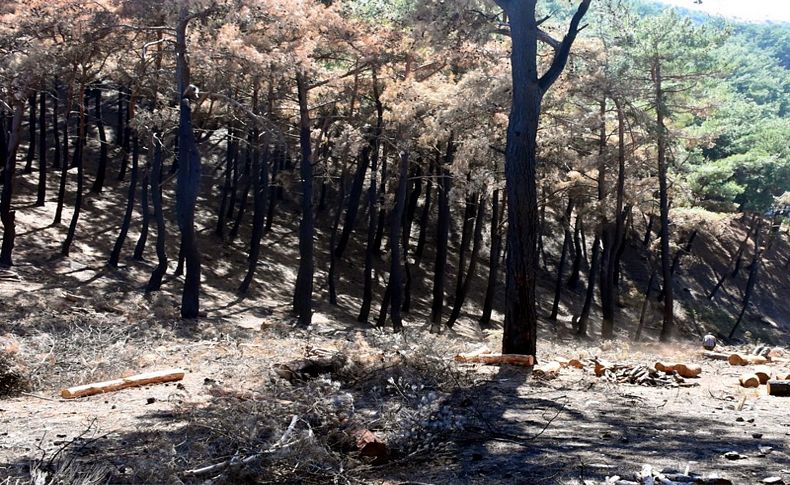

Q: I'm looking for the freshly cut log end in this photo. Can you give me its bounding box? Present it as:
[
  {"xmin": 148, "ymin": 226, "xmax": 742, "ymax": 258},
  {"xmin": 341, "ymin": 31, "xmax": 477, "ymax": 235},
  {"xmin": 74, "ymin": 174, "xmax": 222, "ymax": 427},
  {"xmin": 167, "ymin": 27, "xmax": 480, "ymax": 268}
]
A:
[
  {"xmin": 739, "ymin": 373, "xmax": 760, "ymax": 388},
  {"xmin": 61, "ymin": 368, "xmax": 186, "ymax": 399},
  {"xmin": 753, "ymin": 365, "xmax": 772, "ymax": 384},
  {"xmin": 454, "ymin": 353, "xmax": 535, "ymax": 367},
  {"xmin": 728, "ymin": 353, "xmax": 769, "ymax": 366},
  {"xmin": 767, "ymin": 380, "xmax": 790, "ymax": 396}
]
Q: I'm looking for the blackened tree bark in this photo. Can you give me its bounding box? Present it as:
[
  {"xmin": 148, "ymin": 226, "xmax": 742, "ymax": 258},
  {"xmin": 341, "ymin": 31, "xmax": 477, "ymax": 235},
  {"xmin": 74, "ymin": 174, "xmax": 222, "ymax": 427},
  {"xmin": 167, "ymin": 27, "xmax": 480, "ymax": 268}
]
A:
[
  {"xmin": 24, "ymin": 94, "xmax": 36, "ymax": 174},
  {"xmin": 293, "ymin": 72, "xmax": 314, "ymax": 326},
  {"xmin": 430, "ymin": 140, "xmax": 454, "ymax": 331},
  {"xmin": 0, "ymin": 102, "xmax": 25, "ymax": 267},
  {"xmin": 448, "ymin": 193, "xmax": 486, "ymax": 328},
  {"xmin": 387, "ymin": 151, "xmax": 409, "ymax": 332},
  {"xmin": 175, "ymin": 6, "xmax": 203, "ymax": 319},
  {"xmin": 54, "ymin": 84, "xmax": 72, "ymax": 225},
  {"xmin": 567, "ymin": 210, "xmax": 584, "ymax": 289},
  {"xmin": 357, "ymin": 74, "xmax": 384, "ymax": 324},
  {"xmin": 52, "ymin": 82, "xmax": 61, "ymax": 170},
  {"xmin": 576, "ymin": 234, "xmax": 600, "ymax": 338},
  {"xmin": 708, "ymin": 216, "xmax": 756, "ymax": 300},
  {"xmin": 414, "ymin": 156, "xmax": 435, "ymax": 262},
  {"xmin": 229, "ymin": 130, "xmax": 254, "ymax": 241},
  {"xmin": 334, "ymin": 150, "xmax": 369, "ymax": 258},
  {"xmin": 373, "ymin": 148, "xmax": 389, "ymax": 257},
  {"xmin": 239, "ymin": 135, "xmax": 269, "ymax": 294},
  {"xmin": 549, "ymin": 197, "xmax": 574, "ymax": 321},
  {"xmin": 497, "ymin": 0, "xmax": 590, "ymax": 355},
  {"xmin": 216, "ymin": 128, "xmax": 236, "ymax": 239},
  {"xmin": 108, "ymin": 136, "xmax": 139, "ymax": 268},
  {"xmin": 643, "ymin": 214, "xmax": 655, "ymax": 246},
  {"xmin": 133, "ymin": 162, "xmax": 150, "ymax": 260},
  {"xmin": 401, "ymin": 165, "xmax": 422, "ymax": 312},
  {"xmin": 328, "ymin": 164, "xmax": 347, "ymax": 305},
  {"xmin": 62, "ymin": 84, "xmax": 87, "ymax": 257},
  {"xmin": 90, "ymin": 88, "xmax": 109, "ymax": 193},
  {"xmin": 447, "ymin": 194, "xmax": 476, "ymax": 325},
  {"xmin": 118, "ymin": 88, "xmax": 132, "ymax": 181},
  {"xmin": 480, "ymin": 189, "xmax": 504, "ymax": 327},
  {"xmin": 146, "ymin": 134, "xmax": 167, "ymax": 292},
  {"xmin": 35, "ymin": 91, "xmax": 47, "ymax": 206},
  {"xmin": 655, "ymin": 60, "xmax": 674, "ymax": 342}
]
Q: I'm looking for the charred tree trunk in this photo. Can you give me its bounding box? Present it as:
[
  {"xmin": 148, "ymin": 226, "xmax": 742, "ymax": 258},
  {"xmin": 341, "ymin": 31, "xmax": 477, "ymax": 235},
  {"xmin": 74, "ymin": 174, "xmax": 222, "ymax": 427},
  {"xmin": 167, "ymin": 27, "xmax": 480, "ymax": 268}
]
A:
[
  {"xmin": 334, "ymin": 150, "xmax": 369, "ymax": 258},
  {"xmin": 567, "ymin": 210, "xmax": 584, "ymax": 289},
  {"xmin": 414, "ymin": 156, "xmax": 435, "ymax": 262},
  {"xmin": 53, "ymin": 85, "xmax": 72, "ymax": 225},
  {"xmin": 708, "ymin": 216, "xmax": 756, "ymax": 300},
  {"xmin": 549, "ymin": 197, "xmax": 574, "ymax": 321},
  {"xmin": 448, "ymin": 193, "xmax": 486, "ymax": 328},
  {"xmin": 229, "ymin": 134, "xmax": 253, "ymax": 241},
  {"xmin": 430, "ymin": 140, "xmax": 454, "ymax": 331},
  {"xmin": 357, "ymin": 76, "xmax": 384, "ymax": 324},
  {"xmin": 239, "ymin": 135, "xmax": 269, "ymax": 295},
  {"xmin": 215, "ymin": 129, "xmax": 236, "ymax": 240},
  {"xmin": 175, "ymin": 8, "xmax": 202, "ymax": 319},
  {"xmin": 328, "ymin": 166, "xmax": 347, "ymax": 305},
  {"xmin": 118, "ymin": 88, "xmax": 132, "ymax": 181},
  {"xmin": 35, "ymin": 91, "xmax": 47, "ymax": 206},
  {"xmin": 480, "ymin": 189, "xmax": 504, "ymax": 327},
  {"xmin": 401, "ymin": 165, "xmax": 423, "ymax": 313},
  {"xmin": 634, "ymin": 268, "xmax": 656, "ymax": 341},
  {"xmin": 655, "ymin": 61, "xmax": 674, "ymax": 342},
  {"xmin": 52, "ymin": 82, "xmax": 61, "ymax": 170},
  {"xmin": 133, "ymin": 162, "xmax": 151, "ymax": 260},
  {"xmin": 293, "ymin": 72, "xmax": 314, "ymax": 326},
  {"xmin": 108, "ymin": 136, "xmax": 139, "ymax": 268},
  {"xmin": 90, "ymin": 88, "xmax": 109, "ymax": 193},
  {"xmin": 62, "ymin": 84, "xmax": 87, "ymax": 257},
  {"xmin": 576, "ymin": 235, "xmax": 600, "ymax": 338},
  {"xmin": 0, "ymin": 102, "xmax": 24, "ymax": 267},
  {"xmin": 447, "ymin": 194, "xmax": 476, "ymax": 326},
  {"xmin": 24, "ymin": 94, "xmax": 36, "ymax": 174},
  {"xmin": 384, "ymin": 151, "xmax": 409, "ymax": 332},
  {"xmin": 146, "ymin": 134, "xmax": 167, "ymax": 292}
]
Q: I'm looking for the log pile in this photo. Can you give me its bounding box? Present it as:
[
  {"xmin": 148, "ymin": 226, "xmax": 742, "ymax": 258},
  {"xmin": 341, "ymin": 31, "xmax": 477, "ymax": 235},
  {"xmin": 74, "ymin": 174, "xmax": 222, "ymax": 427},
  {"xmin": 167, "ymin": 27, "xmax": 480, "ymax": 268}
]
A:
[{"xmin": 593, "ymin": 360, "xmax": 696, "ymax": 387}]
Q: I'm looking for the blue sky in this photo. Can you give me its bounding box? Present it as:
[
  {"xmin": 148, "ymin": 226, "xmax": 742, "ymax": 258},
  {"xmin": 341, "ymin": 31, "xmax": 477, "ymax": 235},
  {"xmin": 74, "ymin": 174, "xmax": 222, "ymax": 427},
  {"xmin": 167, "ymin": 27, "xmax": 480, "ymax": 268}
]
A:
[{"xmin": 652, "ymin": 0, "xmax": 790, "ymax": 23}]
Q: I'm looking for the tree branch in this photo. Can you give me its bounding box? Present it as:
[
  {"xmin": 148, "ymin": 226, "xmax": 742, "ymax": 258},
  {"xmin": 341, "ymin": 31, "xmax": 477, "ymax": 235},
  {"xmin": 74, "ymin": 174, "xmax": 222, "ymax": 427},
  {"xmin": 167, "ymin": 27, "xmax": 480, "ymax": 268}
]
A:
[{"xmin": 538, "ymin": 0, "xmax": 591, "ymax": 92}]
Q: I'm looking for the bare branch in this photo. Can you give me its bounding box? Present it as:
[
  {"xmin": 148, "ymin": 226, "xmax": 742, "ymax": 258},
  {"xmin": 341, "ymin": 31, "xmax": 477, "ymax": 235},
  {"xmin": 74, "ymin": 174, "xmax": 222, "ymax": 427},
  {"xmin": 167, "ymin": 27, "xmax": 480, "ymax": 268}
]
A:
[{"xmin": 538, "ymin": 0, "xmax": 592, "ymax": 92}]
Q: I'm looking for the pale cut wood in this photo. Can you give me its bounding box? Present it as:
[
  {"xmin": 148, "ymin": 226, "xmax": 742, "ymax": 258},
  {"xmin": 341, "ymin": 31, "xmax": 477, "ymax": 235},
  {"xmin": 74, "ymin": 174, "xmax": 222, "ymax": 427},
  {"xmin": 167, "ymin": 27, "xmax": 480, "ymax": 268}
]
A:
[
  {"xmin": 728, "ymin": 353, "xmax": 768, "ymax": 366},
  {"xmin": 454, "ymin": 353, "xmax": 535, "ymax": 367},
  {"xmin": 655, "ymin": 362, "xmax": 702, "ymax": 378},
  {"xmin": 739, "ymin": 373, "xmax": 760, "ymax": 388},
  {"xmin": 753, "ymin": 365, "xmax": 772, "ymax": 384},
  {"xmin": 61, "ymin": 368, "xmax": 185, "ymax": 399},
  {"xmin": 767, "ymin": 380, "xmax": 790, "ymax": 396}
]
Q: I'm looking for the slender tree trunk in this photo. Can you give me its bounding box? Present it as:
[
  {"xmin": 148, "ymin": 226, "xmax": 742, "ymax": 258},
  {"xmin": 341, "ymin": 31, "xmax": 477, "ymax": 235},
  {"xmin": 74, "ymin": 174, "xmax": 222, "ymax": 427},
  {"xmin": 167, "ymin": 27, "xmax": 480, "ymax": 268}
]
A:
[
  {"xmin": 229, "ymin": 128, "xmax": 254, "ymax": 242},
  {"xmin": 334, "ymin": 151, "xmax": 368, "ymax": 258},
  {"xmin": 655, "ymin": 61, "xmax": 674, "ymax": 342},
  {"xmin": 384, "ymin": 151, "xmax": 409, "ymax": 332},
  {"xmin": 133, "ymin": 162, "xmax": 150, "ymax": 260},
  {"xmin": 634, "ymin": 268, "xmax": 656, "ymax": 341},
  {"xmin": 108, "ymin": 136, "xmax": 139, "ymax": 267},
  {"xmin": 293, "ymin": 72, "xmax": 314, "ymax": 326},
  {"xmin": 414, "ymin": 157, "xmax": 435, "ymax": 262},
  {"xmin": 328, "ymin": 166, "xmax": 347, "ymax": 305},
  {"xmin": 576, "ymin": 235, "xmax": 600, "ymax": 338},
  {"xmin": 53, "ymin": 84, "xmax": 72, "ymax": 225},
  {"xmin": 35, "ymin": 91, "xmax": 47, "ymax": 206},
  {"xmin": 146, "ymin": 134, "xmax": 168, "ymax": 292},
  {"xmin": 239, "ymin": 135, "xmax": 269, "ymax": 294},
  {"xmin": 708, "ymin": 216, "xmax": 756, "ymax": 300},
  {"xmin": 216, "ymin": 129, "xmax": 236, "ymax": 240},
  {"xmin": 373, "ymin": 149, "xmax": 389, "ymax": 257},
  {"xmin": 567, "ymin": 211, "xmax": 584, "ymax": 289},
  {"xmin": 480, "ymin": 189, "xmax": 504, "ymax": 327},
  {"xmin": 52, "ymin": 82, "xmax": 61, "ymax": 170},
  {"xmin": 447, "ymin": 194, "xmax": 476, "ymax": 325},
  {"xmin": 430, "ymin": 140, "xmax": 454, "ymax": 331},
  {"xmin": 62, "ymin": 84, "xmax": 87, "ymax": 257},
  {"xmin": 401, "ymin": 165, "xmax": 422, "ymax": 313},
  {"xmin": 448, "ymin": 193, "xmax": 486, "ymax": 328},
  {"xmin": 357, "ymin": 77, "xmax": 384, "ymax": 324},
  {"xmin": 643, "ymin": 214, "xmax": 655, "ymax": 246},
  {"xmin": 91, "ymin": 88, "xmax": 109, "ymax": 193},
  {"xmin": 549, "ymin": 197, "xmax": 574, "ymax": 321},
  {"xmin": 118, "ymin": 88, "xmax": 132, "ymax": 181},
  {"xmin": 0, "ymin": 102, "xmax": 25, "ymax": 267},
  {"xmin": 24, "ymin": 94, "xmax": 36, "ymax": 174}
]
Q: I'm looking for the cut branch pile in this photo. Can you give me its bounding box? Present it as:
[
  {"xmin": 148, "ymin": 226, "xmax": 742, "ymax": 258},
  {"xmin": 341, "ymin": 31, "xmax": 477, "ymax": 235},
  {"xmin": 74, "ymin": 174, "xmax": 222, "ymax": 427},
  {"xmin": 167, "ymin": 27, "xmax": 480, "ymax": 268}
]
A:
[{"xmin": 593, "ymin": 360, "xmax": 696, "ymax": 387}]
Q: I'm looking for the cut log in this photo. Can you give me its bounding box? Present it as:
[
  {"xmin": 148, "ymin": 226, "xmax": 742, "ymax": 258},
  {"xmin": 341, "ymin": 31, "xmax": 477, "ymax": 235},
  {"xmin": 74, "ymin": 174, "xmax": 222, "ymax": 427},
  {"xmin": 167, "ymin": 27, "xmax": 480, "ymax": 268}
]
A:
[
  {"xmin": 728, "ymin": 353, "xmax": 769, "ymax": 366},
  {"xmin": 454, "ymin": 353, "xmax": 535, "ymax": 367},
  {"xmin": 655, "ymin": 362, "xmax": 702, "ymax": 378},
  {"xmin": 775, "ymin": 371, "xmax": 790, "ymax": 381},
  {"xmin": 702, "ymin": 351, "xmax": 730, "ymax": 361},
  {"xmin": 533, "ymin": 361, "xmax": 561, "ymax": 379},
  {"xmin": 753, "ymin": 365, "xmax": 772, "ymax": 384},
  {"xmin": 61, "ymin": 368, "xmax": 185, "ymax": 399},
  {"xmin": 558, "ymin": 358, "xmax": 584, "ymax": 369},
  {"xmin": 767, "ymin": 380, "xmax": 790, "ymax": 396},
  {"xmin": 739, "ymin": 373, "xmax": 760, "ymax": 388}
]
